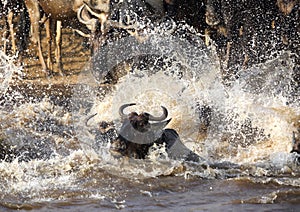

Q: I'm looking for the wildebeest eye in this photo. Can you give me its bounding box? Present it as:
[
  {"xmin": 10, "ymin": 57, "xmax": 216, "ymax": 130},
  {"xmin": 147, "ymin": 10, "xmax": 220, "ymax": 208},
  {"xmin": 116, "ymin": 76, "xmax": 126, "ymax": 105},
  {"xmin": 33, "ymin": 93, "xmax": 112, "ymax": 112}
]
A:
[{"xmin": 111, "ymin": 0, "xmax": 121, "ymax": 4}]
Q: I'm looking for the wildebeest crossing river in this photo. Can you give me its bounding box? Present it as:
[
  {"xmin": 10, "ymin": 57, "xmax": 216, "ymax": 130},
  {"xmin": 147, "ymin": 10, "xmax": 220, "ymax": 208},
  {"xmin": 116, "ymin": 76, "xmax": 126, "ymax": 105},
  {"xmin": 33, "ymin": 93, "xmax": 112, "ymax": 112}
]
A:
[{"xmin": 0, "ymin": 0, "xmax": 300, "ymax": 211}]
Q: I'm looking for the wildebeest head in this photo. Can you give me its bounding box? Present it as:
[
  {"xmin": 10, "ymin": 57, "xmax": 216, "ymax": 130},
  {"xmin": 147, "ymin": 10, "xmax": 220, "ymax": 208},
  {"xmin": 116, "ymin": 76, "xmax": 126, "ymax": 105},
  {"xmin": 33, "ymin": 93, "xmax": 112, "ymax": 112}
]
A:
[
  {"xmin": 277, "ymin": 0, "xmax": 298, "ymax": 15},
  {"xmin": 83, "ymin": 0, "xmax": 110, "ymax": 13},
  {"xmin": 127, "ymin": 112, "xmax": 151, "ymax": 132},
  {"xmin": 205, "ymin": 0, "xmax": 222, "ymax": 26},
  {"xmin": 118, "ymin": 103, "xmax": 172, "ymax": 144},
  {"xmin": 77, "ymin": 0, "xmax": 111, "ymax": 32}
]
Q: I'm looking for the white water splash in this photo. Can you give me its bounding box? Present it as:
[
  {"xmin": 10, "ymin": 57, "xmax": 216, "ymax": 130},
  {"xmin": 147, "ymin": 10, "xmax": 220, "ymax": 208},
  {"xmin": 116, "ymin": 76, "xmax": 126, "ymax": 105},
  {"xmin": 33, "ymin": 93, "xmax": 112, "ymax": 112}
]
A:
[
  {"xmin": 0, "ymin": 24, "xmax": 299, "ymax": 208},
  {"xmin": 201, "ymin": 52, "xmax": 299, "ymax": 164},
  {"xmin": 71, "ymin": 40, "xmax": 299, "ymax": 167},
  {"xmin": 0, "ymin": 50, "xmax": 21, "ymax": 95}
]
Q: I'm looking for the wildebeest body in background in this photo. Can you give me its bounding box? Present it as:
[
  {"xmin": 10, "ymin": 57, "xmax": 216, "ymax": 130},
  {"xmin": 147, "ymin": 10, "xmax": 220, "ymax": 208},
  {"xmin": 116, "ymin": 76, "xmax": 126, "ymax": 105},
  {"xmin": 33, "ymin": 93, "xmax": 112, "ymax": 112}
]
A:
[
  {"xmin": 162, "ymin": 0, "xmax": 299, "ymax": 85},
  {"xmin": 24, "ymin": 0, "xmax": 110, "ymax": 75},
  {"xmin": 205, "ymin": 0, "xmax": 299, "ymax": 84},
  {"xmin": 88, "ymin": 0, "xmax": 186, "ymax": 53},
  {"xmin": 89, "ymin": 0, "xmax": 159, "ymax": 53}
]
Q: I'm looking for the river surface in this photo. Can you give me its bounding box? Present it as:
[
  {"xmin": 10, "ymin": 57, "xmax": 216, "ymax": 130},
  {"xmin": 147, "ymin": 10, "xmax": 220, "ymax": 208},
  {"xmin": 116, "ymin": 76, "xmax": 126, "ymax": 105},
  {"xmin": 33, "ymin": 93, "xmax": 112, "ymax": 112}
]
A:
[{"xmin": 0, "ymin": 26, "xmax": 300, "ymax": 211}]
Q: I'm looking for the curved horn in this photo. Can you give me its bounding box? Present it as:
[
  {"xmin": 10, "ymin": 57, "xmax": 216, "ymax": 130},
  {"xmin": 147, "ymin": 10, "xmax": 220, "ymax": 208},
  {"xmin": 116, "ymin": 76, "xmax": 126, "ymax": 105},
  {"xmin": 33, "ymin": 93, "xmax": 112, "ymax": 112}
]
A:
[
  {"xmin": 77, "ymin": 4, "xmax": 99, "ymax": 32},
  {"xmin": 149, "ymin": 106, "xmax": 168, "ymax": 121},
  {"xmin": 77, "ymin": 5, "xmax": 90, "ymax": 25},
  {"xmin": 119, "ymin": 103, "xmax": 136, "ymax": 118},
  {"xmin": 74, "ymin": 29, "xmax": 91, "ymax": 38},
  {"xmin": 85, "ymin": 113, "xmax": 97, "ymax": 127},
  {"xmin": 83, "ymin": 2, "xmax": 109, "ymax": 21}
]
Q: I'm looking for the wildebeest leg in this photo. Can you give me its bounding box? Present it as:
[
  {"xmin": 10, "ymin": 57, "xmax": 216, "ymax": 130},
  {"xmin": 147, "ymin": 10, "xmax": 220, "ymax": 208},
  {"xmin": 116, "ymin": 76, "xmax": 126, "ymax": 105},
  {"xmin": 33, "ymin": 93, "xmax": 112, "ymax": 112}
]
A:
[
  {"xmin": 17, "ymin": 5, "xmax": 30, "ymax": 57},
  {"xmin": 196, "ymin": 103, "xmax": 212, "ymax": 140},
  {"xmin": 36, "ymin": 28, "xmax": 48, "ymax": 73},
  {"xmin": 7, "ymin": 11, "xmax": 17, "ymax": 54},
  {"xmin": 220, "ymin": 41, "xmax": 234, "ymax": 85},
  {"xmin": 3, "ymin": 11, "xmax": 14, "ymax": 54},
  {"xmin": 161, "ymin": 129, "xmax": 203, "ymax": 162},
  {"xmin": 224, "ymin": 41, "xmax": 232, "ymax": 69},
  {"xmin": 55, "ymin": 20, "xmax": 64, "ymax": 75},
  {"xmin": 24, "ymin": 0, "xmax": 48, "ymax": 73},
  {"xmin": 3, "ymin": 16, "xmax": 9, "ymax": 54},
  {"xmin": 45, "ymin": 18, "xmax": 53, "ymax": 72},
  {"xmin": 204, "ymin": 28, "xmax": 211, "ymax": 46}
]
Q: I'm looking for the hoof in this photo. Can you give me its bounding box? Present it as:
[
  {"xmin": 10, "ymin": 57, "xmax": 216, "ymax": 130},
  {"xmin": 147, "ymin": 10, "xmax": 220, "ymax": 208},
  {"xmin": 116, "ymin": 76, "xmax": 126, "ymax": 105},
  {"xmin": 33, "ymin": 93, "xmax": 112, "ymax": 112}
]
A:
[
  {"xmin": 58, "ymin": 70, "xmax": 65, "ymax": 77},
  {"xmin": 55, "ymin": 67, "xmax": 65, "ymax": 77},
  {"xmin": 41, "ymin": 69, "xmax": 54, "ymax": 78},
  {"xmin": 54, "ymin": 62, "xmax": 64, "ymax": 76}
]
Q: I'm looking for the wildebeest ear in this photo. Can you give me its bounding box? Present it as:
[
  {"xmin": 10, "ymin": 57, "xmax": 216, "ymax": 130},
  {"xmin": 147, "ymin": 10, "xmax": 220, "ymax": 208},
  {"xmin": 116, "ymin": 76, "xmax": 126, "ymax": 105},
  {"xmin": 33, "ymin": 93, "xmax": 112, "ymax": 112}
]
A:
[
  {"xmin": 143, "ymin": 112, "xmax": 150, "ymax": 117},
  {"xmin": 150, "ymin": 118, "xmax": 172, "ymax": 131}
]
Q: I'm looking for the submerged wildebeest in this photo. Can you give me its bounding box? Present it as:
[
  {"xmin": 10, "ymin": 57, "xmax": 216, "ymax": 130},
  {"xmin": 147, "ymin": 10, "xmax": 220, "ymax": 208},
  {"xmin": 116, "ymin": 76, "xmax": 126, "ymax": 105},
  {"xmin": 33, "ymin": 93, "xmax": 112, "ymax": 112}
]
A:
[
  {"xmin": 89, "ymin": 103, "xmax": 202, "ymax": 162},
  {"xmin": 24, "ymin": 0, "xmax": 110, "ymax": 75}
]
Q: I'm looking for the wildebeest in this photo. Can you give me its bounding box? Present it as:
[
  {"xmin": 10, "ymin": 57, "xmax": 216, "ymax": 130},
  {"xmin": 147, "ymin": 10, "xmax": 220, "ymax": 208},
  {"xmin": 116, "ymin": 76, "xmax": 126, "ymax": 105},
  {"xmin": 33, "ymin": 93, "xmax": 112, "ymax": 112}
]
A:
[
  {"xmin": 201, "ymin": 0, "xmax": 299, "ymax": 85},
  {"xmin": 24, "ymin": 0, "xmax": 110, "ymax": 75},
  {"xmin": 0, "ymin": 0, "xmax": 30, "ymax": 56},
  {"xmin": 94, "ymin": 103, "xmax": 202, "ymax": 162}
]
